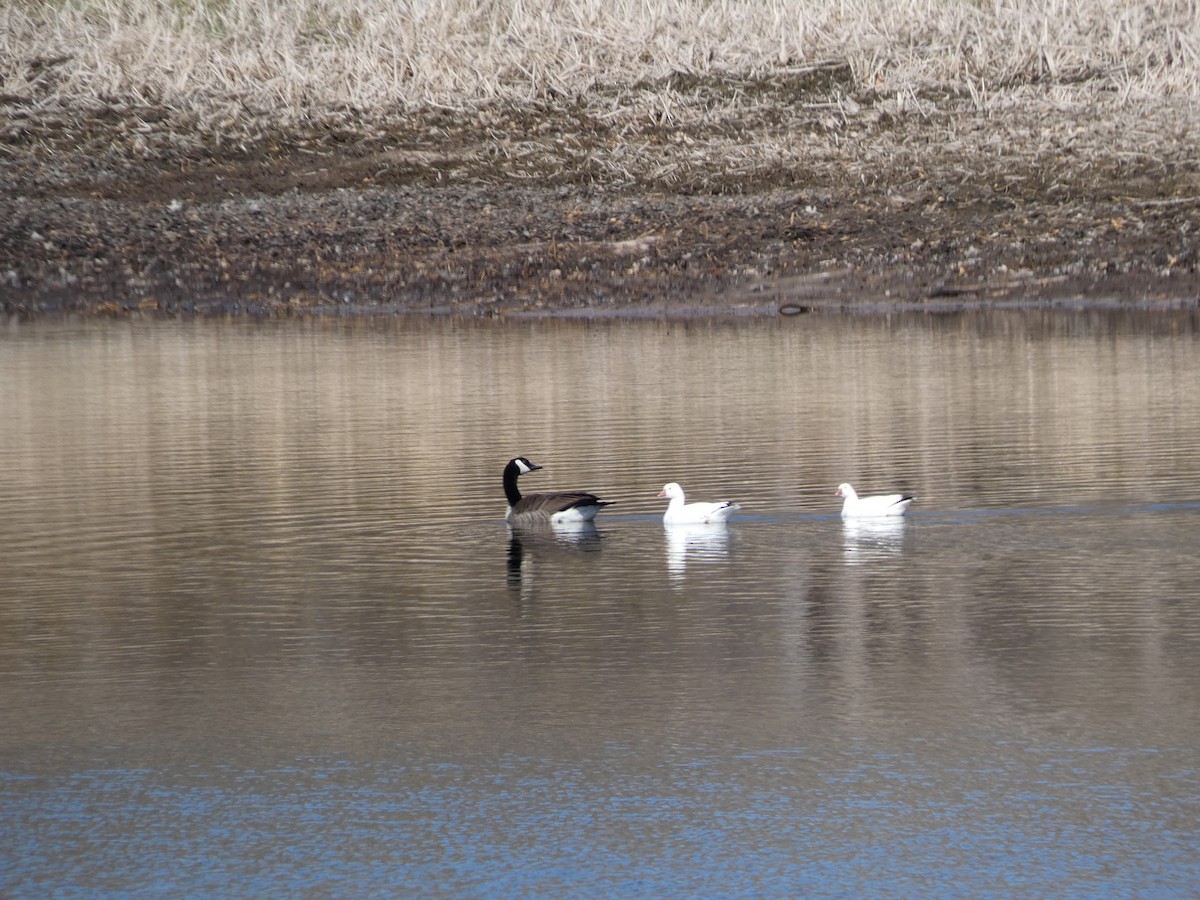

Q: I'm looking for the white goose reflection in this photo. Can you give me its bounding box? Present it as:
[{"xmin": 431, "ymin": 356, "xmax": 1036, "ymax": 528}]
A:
[
  {"xmin": 664, "ymin": 521, "xmax": 732, "ymax": 582},
  {"xmin": 841, "ymin": 516, "xmax": 908, "ymax": 564}
]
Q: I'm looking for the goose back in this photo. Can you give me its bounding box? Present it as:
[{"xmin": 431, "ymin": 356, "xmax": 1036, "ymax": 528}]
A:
[{"xmin": 510, "ymin": 490, "xmax": 612, "ymax": 523}]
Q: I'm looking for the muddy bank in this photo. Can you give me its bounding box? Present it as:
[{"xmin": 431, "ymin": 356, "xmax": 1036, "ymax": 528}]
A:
[{"xmin": 3, "ymin": 94, "xmax": 1199, "ymax": 318}]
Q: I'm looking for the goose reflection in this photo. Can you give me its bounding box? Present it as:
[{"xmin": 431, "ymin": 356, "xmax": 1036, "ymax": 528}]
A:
[
  {"xmin": 841, "ymin": 516, "xmax": 908, "ymax": 564},
  {"xmin": 664, "ymin": 521, "xmax": 732, "ymax": 582},
  {"xmin": 506, "ymin": 520, "xmax": 601, "ymax": 592}
]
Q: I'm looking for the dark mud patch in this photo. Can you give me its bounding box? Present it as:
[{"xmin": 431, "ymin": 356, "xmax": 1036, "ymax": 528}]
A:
[{"xmin": 2, "ymin": 94, "xmax": 1199, "ymax": 318}]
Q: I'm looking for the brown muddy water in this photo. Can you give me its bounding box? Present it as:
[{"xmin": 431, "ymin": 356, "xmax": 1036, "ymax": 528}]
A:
[{"xmin": 2, "ymin": 312, "xmax": 1199, "ymax": 896}]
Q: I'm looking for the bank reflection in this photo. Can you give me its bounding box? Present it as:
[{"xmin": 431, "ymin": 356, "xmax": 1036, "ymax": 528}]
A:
[{"xmin": 4, "ymin": 313, "xmax": 1200, "ymax": 771}]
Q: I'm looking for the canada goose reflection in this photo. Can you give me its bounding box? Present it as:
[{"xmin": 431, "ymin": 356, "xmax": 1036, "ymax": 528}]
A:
[
  {"xmin": 841, "ymin": 515, "xmax": 907, "ymax": 565},
  {"xmin": 506, "ymin": 520, "xmax": 601, "ymax": 591},
  {"xmin": 664, "ymin": 521, "xmax": 732, "ymax": 582}
]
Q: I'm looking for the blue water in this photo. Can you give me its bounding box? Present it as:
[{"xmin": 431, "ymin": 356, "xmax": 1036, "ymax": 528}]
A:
[{"xmin": 6, "ymin": 740, "xmax": 1197, "ymax": 897}]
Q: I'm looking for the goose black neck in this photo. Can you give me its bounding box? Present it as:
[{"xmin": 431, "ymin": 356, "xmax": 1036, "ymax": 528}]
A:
[{"xmin": 503, "ymin": 461, "xmax": 523, "ymax": 506}]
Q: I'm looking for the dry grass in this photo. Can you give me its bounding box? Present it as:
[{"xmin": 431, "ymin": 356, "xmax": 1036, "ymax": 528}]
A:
[
  {"xmin": 4, "ymin": 0, "xmax": 1198, "ymax": 113},
  {"xmin": 2, "ymin": 0, "xmax": 1198, "ymax": 197}
]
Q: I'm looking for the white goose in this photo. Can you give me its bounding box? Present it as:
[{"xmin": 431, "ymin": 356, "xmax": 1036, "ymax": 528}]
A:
[
  {"xmin": 657, "ymin": 482, "xmax": 741, "ymax": 525},
  {"xmin": 836, "ymin": 482, "xmax": 914, "ymax": 518},
  {"xmin": 504, "ymin": 457, "xmax": 614, "ymax": 525}
]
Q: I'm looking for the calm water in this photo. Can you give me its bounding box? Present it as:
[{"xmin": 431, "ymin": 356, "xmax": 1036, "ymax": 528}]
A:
[{"xmin": 2, "ymin": 312, "xmax": 1199, "ymax": 897}]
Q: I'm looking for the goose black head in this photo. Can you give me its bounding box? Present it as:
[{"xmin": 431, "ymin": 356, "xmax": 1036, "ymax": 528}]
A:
[
  {"xmin": 504, "ymin": 457, "xmax": 544, "ymax": 506},
  {"xmin": 510, "ymin": 457, "xmax": 543, "ymax": 475}
]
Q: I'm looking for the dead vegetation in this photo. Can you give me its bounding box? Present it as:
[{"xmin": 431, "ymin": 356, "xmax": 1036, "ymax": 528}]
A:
[
  {"xmin": 4, "ymin": 0, "xmax": 1199, "ymax": 111},
  {"xmin": 3, "ymin": 0, "xmax": 1199, "ymax": 198}
]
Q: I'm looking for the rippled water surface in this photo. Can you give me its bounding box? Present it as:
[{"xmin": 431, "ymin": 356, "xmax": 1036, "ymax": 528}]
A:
[{"xmin": 2, "ymin": 312, "xmax": 1199, "ymax": 896}]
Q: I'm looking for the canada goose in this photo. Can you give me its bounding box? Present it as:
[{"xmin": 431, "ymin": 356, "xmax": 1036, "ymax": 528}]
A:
[
  {"xmin": 836, "ymin": 482, "xmax": 914, "ymax": 518},
  {"xmin": 503, "ymin": 457, "xmax": 614, "ymax": 524},
  {"xmin": 656, "ymin": 482, "xmax": 740, "ymax": 525}
]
